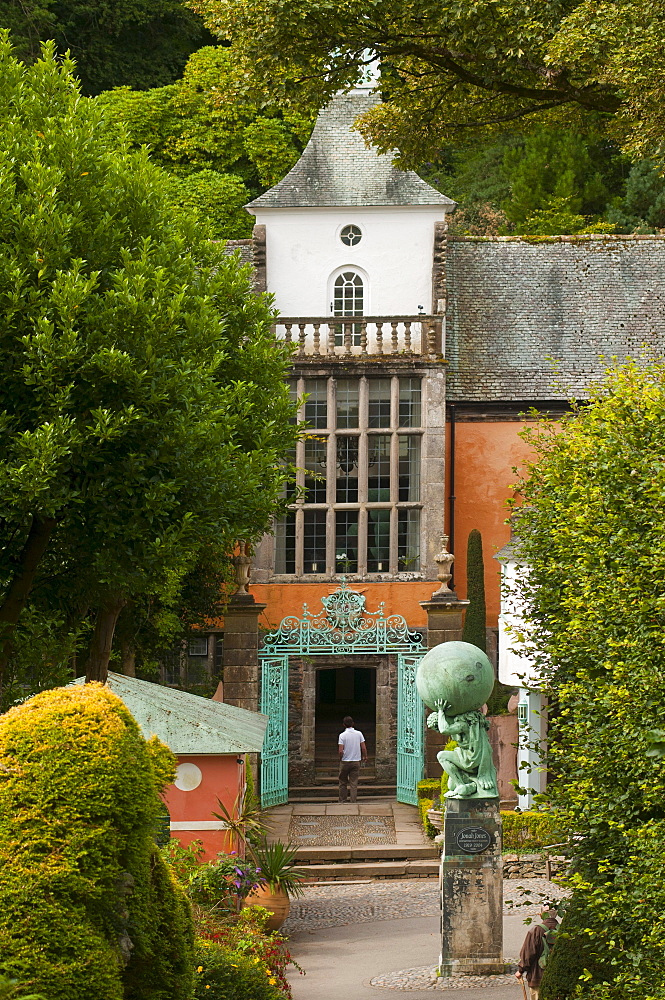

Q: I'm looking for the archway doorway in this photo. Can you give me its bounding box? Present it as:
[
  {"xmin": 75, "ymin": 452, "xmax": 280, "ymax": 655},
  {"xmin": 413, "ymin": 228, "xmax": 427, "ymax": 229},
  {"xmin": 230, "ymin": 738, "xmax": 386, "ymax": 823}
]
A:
[
  {"xmin": 259, "ymin": 580, "xmax": 426, "ymax": 807},
  {"xmin": 315, "ymin": 666, "xmax": 376, "ymax": 779}
]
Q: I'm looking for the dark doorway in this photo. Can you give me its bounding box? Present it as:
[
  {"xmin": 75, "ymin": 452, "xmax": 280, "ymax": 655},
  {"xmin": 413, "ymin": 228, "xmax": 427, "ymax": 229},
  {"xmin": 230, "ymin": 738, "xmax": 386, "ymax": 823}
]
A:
[{"xmin": 315, "ymin": 666, "xmax": 376, "ymax": 779}]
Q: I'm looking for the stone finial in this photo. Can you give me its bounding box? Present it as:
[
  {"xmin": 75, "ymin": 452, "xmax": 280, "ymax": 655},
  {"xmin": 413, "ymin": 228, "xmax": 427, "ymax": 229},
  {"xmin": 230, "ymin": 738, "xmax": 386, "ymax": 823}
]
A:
[
  {"xmin": 232, "ymin": 541, "xmax": 252, "ymax": 597},
  {"xmin": 432, "ymin": 534, "xmax": 455, "ymax": 598}
]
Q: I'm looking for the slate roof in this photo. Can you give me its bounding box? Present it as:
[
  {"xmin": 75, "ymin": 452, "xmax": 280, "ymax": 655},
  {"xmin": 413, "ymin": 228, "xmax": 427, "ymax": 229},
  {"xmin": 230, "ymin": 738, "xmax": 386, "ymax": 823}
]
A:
[
  {"xmin": 445, "ymin": 235, "xmax": 665, "ymax": 402},
  {"xmin": 247, "ymin": 90, "xmax": 454, "ymax": 210},
  {"xmin": 72, "ymin": 672, "xmax": 268, "ymax": 754}
]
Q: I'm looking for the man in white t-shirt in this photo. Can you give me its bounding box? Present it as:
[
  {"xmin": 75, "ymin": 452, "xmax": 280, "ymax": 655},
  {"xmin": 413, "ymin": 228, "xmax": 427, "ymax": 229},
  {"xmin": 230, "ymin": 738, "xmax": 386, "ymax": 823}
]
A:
[{"xmin": 338, "ymin": 716, "xmax": 367, "ymax": 802}]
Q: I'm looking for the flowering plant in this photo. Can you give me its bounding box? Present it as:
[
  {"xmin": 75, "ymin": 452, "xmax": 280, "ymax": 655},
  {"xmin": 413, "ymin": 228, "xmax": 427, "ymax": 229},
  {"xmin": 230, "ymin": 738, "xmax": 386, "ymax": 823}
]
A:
[
  {"xmin": 188, "ymin": 854, "xmax": 265, "ymax": 914},
  {"xmin": 192, "ymin": 939, "xmax": 283, "ymax": 999},
  {"xmin": 198, "ymin": 907, "xmax": 303, "ymax": 998}
]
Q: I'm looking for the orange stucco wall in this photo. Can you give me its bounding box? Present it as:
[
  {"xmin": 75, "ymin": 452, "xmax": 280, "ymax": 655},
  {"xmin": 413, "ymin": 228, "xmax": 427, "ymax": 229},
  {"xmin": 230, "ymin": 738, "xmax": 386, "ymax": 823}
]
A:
[
  {"xmin": 251, "ymin": 581, "xmax": 433, "ymax": 630},
  {"xmin": 446, "ymin": 420, "xmax": 535, "ymax": 626},
  {"xmin": 163, "ymin": 753, "xmax": 244, "ymax": 860}
]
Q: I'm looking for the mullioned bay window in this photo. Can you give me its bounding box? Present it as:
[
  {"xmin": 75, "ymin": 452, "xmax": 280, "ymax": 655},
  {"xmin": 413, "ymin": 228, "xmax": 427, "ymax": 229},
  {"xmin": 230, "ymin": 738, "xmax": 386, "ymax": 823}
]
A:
[{"xmin": 274, "ymin": 375, "xmax": 423, "ymax": 577}]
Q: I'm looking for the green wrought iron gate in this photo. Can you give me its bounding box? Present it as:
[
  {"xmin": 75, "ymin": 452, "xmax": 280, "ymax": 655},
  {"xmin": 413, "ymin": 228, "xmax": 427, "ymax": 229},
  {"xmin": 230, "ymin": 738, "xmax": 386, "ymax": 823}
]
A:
[
  {"xmin": 396, "ymin": 654, "xmax": 426, "ymax": 806},
  {"xmin": 259, "ymin": 580, "xmax": 426, "ymax": 807},
  {"xmin": 259, "ymin": 655, "xmax": 289, "ymax": 808}
]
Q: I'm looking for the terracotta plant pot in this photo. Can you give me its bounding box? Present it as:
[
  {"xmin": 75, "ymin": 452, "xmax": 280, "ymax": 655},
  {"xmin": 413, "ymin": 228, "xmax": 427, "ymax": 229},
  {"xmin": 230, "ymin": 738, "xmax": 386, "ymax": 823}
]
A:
[{"xmin": 244, "ymin": 884, "xmax": 291, "ymax": 931}]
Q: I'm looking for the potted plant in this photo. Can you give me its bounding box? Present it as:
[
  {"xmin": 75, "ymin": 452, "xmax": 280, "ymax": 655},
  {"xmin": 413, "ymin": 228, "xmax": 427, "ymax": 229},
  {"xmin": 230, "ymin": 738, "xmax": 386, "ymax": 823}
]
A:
[{"xmin": 244, "ymin": 840, "xmax": 308, "ymax": 930}]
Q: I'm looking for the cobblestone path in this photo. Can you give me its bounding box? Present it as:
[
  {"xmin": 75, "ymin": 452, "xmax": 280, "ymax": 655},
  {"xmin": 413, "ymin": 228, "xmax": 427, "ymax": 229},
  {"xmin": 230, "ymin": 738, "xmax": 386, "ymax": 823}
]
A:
[{"xmin": 283, "ymin": 877, "xmax": 568, "ymax": 934}]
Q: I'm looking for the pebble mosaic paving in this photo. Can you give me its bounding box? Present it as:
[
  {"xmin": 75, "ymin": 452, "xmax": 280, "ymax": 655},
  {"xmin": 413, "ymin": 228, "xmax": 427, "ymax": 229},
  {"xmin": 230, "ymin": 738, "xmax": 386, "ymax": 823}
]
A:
[
  {"xmin": 289, "ymin": 814, "xmax": 396, "ymax": 846},
  {"xmin": 369, "ymin": 966, "xmax": 520, "ymax": 990}
]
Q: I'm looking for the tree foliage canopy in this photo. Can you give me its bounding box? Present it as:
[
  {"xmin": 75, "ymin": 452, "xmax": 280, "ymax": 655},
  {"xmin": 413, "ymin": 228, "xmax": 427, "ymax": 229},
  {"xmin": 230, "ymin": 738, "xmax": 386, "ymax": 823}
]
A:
[
  {"xmin": 512, "ymin": 362, "xmax": 665, "ymax": 996},
  {"xmin": 0, "ymin": 0, "xmax": 214, "ymax": 94},
  {"xmin": 96, "ymin": 46, "xmax": 314, "ymax": 237},
  {"xmin": 0, "ymin": 37, "xmax": 299, "ymax": 696},
  {"xmin": 188, "ymin": 0, "xmax": 665, "ymax": 168}
]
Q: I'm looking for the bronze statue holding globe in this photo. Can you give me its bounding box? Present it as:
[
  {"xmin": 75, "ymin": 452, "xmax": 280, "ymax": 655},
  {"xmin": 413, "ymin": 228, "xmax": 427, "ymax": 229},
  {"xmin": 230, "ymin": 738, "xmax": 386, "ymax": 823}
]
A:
[
  {"xmin": 417, "ymin": 641, "xmax": 499, "ymax": 800},
  {"xmin": 416, "ymin": 641, "xmax": 504, "ymax": 979}
]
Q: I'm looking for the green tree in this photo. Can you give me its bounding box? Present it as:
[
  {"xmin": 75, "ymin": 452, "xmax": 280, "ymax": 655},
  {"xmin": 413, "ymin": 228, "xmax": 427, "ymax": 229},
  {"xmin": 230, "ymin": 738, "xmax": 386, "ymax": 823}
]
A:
[
  {"xmin": 503, "ymin": 130, "xmax": 612, "ymax": 226},
  {"xmin": 0, "ymin": 0, "xmax": 214, "ymax": 94},
  {"xmin": 512, "ymin": 362, "xmax": 665, "ymax": 996},
  {"xmin": 462, "ymin": 529, "xmax": 487, "ymax": 652},
  {"xmin": 607, "ymin": 160, "xmax": 665, "ymax": 234},
  {"xmin": 189, "ymin": 0, "xmax": 665, "ymax": 168},
  {"xmin": 0, "ymin": 37, "xmax": 298, "ymax": 694},
  {"xmin": 425, "ymin": 127, "xmax": 632, "ymax": 236},
  {"xmin": 95, "ymin": 46, "xmax": 315, "ymax": 237}
]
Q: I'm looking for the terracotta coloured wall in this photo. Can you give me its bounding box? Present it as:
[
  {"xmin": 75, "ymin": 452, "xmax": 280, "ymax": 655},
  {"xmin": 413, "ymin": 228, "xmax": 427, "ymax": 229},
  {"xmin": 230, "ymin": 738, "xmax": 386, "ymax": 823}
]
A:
[
  {"xmin": 446, "ymin": 420, "xmax": 536, "ymax": 626},
  {"xmin": 163, "ymin": 753, "xmax": 244, "ymax": 860},
  {"xmin": 251, "ymin": 581, "xmax": 433, "ymax": 630}
]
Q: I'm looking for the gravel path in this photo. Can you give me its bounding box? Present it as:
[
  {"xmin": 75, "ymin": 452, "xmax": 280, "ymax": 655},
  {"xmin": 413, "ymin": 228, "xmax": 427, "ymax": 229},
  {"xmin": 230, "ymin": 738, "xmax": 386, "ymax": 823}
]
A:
[{"xmin": 283, "ymin": 877, "xmax": 568, "ymax": 934}]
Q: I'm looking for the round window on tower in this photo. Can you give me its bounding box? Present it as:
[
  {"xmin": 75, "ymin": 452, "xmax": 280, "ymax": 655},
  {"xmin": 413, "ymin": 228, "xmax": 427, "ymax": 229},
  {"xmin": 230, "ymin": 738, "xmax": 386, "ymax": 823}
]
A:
[{"xmin": 340, "ymin": 224, "xmax": 362, "ymax": 247}]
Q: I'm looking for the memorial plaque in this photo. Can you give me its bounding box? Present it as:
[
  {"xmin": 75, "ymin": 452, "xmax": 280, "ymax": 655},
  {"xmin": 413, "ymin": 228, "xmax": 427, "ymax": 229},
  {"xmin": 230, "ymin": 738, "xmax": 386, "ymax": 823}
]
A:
[{"xmin": 455, "ymin": 826, "xmax": 493, "ymax": 855}]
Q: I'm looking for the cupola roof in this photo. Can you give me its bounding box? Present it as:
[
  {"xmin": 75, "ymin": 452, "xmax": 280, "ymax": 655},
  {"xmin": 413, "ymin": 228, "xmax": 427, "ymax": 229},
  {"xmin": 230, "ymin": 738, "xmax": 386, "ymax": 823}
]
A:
[{"xmin": 247, "ymin": 90, "xmax": 454, "ymax": 210}]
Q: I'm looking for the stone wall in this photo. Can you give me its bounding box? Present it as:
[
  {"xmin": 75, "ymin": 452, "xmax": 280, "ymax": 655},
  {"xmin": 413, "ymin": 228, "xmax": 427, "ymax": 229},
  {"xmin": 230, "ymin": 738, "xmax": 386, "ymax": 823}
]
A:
[
  {"xmin": 445, "ymin": 234, "xmax": 665, "ymax": 402},
  {"xmin": 503, "ymin": 853, "xmax": 569, "ymax": 879}
]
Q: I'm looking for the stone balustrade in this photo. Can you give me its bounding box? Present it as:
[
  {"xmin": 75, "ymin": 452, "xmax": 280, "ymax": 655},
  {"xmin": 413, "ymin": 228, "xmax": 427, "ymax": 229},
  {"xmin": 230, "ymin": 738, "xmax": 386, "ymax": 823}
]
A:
[{"xmin": 273, "ymin": 315, "xmax": 443, "ymax": 359}]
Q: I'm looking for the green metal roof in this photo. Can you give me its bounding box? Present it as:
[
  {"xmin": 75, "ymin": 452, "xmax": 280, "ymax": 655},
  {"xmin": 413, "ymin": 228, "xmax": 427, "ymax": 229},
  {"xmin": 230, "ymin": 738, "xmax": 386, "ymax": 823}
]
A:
[{"xmin": 71, "ymin": 673, "xmax": 268, "ymax": 754}]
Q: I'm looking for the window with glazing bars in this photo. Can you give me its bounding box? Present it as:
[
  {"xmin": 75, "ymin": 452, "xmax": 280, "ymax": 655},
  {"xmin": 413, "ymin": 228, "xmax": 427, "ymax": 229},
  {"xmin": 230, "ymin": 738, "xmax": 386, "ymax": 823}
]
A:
[
  {"xmin": 332, "ymin": 271, "xmax": 364, "ymax": 346},
  {"xmin": 274, "ymin": 375, "xmax": 423, "ymax": 578}
]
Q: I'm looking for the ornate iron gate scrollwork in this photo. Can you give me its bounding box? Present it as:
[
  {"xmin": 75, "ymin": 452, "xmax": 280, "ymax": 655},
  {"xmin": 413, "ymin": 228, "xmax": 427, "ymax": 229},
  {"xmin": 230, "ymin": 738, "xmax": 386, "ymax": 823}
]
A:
[
  {"xmin": 259, "ymin": 655, "xmax": 289, "ymax": 807},
  {"xmin": 397, "ymin": 653, "xmax": 426, "ymax": 806},
  {"xmin": 259, "ymin": 579, "xmax": 426, "ymax": 807}
]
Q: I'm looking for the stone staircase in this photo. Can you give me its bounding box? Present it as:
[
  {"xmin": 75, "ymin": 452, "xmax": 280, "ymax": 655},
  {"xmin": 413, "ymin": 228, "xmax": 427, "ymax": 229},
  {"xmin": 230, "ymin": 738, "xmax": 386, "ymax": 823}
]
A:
[
  {"xmin": 289, "ymin": 720, "xmax": 396, "ymax": 801},
  {"xmin": 265, "ymin": 799, "xmax": 440, "ymax": 881},
  {"xmin": 289, "ymin": 777, "xmax": 397, "ymax": 802},
  {"xmin": 294, "ymin": 843, "xmax": 439, "ymax": 880}
]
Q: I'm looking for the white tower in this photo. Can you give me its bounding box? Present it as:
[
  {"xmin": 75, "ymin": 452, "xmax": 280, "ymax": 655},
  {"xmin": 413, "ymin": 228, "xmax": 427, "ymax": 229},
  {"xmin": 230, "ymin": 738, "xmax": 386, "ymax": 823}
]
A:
[{"xmin": 246, "ymin": 89, "xmax": 454, "ymax": 316}]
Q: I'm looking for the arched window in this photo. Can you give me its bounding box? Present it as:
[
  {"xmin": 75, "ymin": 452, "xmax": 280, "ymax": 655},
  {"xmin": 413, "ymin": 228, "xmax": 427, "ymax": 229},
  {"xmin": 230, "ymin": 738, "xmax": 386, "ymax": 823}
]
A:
[
  {"xmin": 333, "ymin": 270, "xmax": 364, "ymax": 317},
  {"xmin": 332, "ymin": 270, "xmax": 364, "ymax": 346}
]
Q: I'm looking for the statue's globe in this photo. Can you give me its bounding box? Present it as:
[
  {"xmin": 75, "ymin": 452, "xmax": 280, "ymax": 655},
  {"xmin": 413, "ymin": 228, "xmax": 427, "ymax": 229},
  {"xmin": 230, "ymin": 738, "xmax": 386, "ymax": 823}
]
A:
[{"xmin": 416, "ymin": 641, "xmax": 495, "ymax": 714}]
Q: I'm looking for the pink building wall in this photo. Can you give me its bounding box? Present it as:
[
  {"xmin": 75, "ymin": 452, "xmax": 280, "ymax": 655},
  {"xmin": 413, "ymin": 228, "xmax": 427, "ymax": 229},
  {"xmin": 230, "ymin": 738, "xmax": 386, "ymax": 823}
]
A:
[{"xmin": 162, "ymin": 753, "xmax": 245, "ymax": 860}]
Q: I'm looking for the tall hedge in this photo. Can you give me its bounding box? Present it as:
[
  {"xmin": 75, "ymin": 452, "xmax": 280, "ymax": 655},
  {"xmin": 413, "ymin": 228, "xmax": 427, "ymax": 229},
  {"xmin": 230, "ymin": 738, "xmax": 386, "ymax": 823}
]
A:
[
  {"xmin": 513, "ymin": 363, "xmax": 665, "ymax": 995},
  {"xmin": 0, "ymin": 683, "xmax": 194, "ymax": 999}
]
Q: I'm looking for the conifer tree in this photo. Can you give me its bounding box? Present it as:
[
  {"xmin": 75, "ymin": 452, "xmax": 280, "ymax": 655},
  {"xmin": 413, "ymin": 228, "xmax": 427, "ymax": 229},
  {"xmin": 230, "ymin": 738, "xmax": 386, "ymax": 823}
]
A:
[{"xmin": 462, "ymin": 529, "xmax": 487, "ymax": 652}]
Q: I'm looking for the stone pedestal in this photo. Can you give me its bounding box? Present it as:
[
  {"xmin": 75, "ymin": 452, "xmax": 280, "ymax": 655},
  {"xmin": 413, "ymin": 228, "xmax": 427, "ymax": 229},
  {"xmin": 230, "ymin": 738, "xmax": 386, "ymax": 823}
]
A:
[
  {"xmin": 222, "ymin": 594, "xmax": 266, "ymax": 713},
  {"xmin": 420, "ymin": 595, "xmax": 470, "ymax": 777},
  {"xmin": 439, "ymin": 798, "xmax": 504, "ymax": 977}
]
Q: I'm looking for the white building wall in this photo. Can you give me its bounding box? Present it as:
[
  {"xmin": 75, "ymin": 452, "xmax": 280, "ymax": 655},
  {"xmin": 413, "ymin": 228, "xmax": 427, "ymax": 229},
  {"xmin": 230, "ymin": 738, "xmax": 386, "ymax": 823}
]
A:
[
  {"xmin": 498, "ymin": 555, "xmax": 546, "ymax": 808},
  {"xmin": 249, "ymin": 205, "xmax": 446, "ymax": 316},
  {"xmin": 498, "ymin": 557, "xmax": 539, "ymax": 688}
]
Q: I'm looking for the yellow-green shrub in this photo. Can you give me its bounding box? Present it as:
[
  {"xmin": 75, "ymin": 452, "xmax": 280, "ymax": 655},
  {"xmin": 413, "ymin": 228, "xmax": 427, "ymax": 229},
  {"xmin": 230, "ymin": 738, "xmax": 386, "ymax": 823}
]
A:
[
  {"xmin": 417, "ymin": 779, "xmax": 440, "ymax": 801},
  {"xmin": 0, "ymin": 683, "xmax": 194, "ymax": 1000},
  {"xmin": 418, "ymin": 798, "xmax": 438, "ymax": 840},
  {"xmin": 501, "ymin": 810, "xmax": 564, "ymax": 854}
]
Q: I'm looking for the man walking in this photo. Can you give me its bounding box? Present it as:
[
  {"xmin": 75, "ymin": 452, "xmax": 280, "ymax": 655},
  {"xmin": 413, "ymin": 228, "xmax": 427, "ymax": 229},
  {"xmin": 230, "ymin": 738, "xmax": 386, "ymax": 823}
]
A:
[
  {"xmin": 338, "ymin": 716, "xmax": 367, "ymax": 802},
  {"xmin": 515, "ymin": 909, "xmax": 559, "ymax": 999}
]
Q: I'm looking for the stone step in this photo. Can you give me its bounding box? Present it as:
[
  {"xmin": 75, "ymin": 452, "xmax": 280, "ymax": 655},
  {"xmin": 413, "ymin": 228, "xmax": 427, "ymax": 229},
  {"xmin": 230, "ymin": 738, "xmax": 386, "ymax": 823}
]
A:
[
  {"xmin": 300, "ymin": 858, "xmax": 439, "ymax": 880},
  {"xmin": 295, "ymin": 844, "xmax": 438, "ymax": 862},
  {"xmin": 314, "ymin": 771, "xmax": 378, "ymax": 780},
  {"xmin": 289, "ymin": 784, "xmax": 396, "ymax": 801}
]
